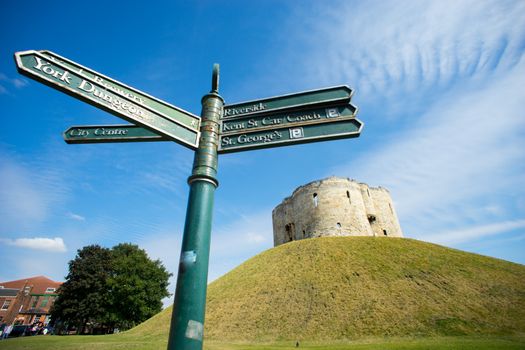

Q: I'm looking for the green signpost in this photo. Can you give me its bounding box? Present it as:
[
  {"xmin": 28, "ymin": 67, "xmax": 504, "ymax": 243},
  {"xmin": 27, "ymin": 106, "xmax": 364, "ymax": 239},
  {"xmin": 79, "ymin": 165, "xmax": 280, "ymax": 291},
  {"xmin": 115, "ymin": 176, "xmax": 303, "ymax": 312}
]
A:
[
  {"xmin": 15, "ymin": 50, "xmax": 200, "ymax": 149},
  {"xmin": 222, "ymin": 85, "xmax": 353, "ymax": 118},
  {"xmin": 219, "ymin": 104, "xmax": 361, "ymax": 153},
  {"xmin": 14, "ymin": 50, "xmax": 363, "ymax": 350},
  {"xmin": 63, "ymin": 124, "xmax": 169, "ymax": 144}
]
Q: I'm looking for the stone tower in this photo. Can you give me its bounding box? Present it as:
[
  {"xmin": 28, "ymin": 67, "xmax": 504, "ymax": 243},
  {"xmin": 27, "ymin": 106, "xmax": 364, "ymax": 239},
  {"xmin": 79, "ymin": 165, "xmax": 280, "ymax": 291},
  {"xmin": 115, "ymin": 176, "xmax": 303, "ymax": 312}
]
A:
[{"xmin": 272, "ymin": 177, "xmax": 403, "ymax": 246}]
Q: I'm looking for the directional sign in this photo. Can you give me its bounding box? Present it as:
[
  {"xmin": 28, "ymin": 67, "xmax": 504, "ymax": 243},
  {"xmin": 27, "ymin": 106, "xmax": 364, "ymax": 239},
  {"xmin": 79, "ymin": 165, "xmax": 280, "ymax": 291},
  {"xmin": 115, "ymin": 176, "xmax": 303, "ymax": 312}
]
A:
[
  {"xmin": 221, "ymin": 103, "xmax": 357, "ymax": 135},
  {"xmin": 222, "ymin": 85, "xmax": 353, "ymax": 119},
  {"xmin": 63, "ymin": 124, "xmax": 168, "ymax": 144},
  {"xmin": 14, "ymin": 50, "xmax": 200, "ymax": 149},
  {"xmin": 219, "ymin": 117, "xmax": 363, "ymax": 154}
]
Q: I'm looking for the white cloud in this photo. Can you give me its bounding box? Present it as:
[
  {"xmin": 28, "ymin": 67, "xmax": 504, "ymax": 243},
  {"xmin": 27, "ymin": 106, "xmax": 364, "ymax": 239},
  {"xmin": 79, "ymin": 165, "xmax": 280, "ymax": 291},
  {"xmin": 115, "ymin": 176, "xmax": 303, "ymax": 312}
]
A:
[
  {"xmin": 425, "ymin": 220, "xmax": 525, "ymax": 245},
  {"xmin": 0, "ymin": 72, "xmax": 28, "ymax": 94},
  {"xmin": 333, "ymin": 59, "xmax": 525, "ymax": 236},
  {"xmin": 67, "ymin": 212, "xmax": 86, "ymax": 221},
  {"xmin": 289, "ymin": 0, "xmax": 525, "ymax": 110},
  {"xmin": 1, "ymin": 237, "xmax": 67, "ymax": 252},
  {"xmin": 285, "ymin": 0, "xmax": 525, "ymax": 247}
]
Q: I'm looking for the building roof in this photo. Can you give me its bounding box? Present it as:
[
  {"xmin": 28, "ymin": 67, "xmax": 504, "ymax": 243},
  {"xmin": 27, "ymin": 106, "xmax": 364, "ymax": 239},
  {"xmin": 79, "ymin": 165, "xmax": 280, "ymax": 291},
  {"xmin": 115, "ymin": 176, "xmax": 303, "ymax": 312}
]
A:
[{"xmin": 0, "ymin": 276, "xmax": 62, "ymax": 294}]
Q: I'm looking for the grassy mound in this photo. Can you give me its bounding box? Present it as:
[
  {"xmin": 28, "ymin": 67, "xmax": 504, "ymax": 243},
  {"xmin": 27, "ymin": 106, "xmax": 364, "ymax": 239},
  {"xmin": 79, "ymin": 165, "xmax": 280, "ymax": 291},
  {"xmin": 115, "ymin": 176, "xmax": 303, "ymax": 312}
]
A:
[{"xmin": 128, "ymin": 237, "xmax": 525, "ymax": 342}]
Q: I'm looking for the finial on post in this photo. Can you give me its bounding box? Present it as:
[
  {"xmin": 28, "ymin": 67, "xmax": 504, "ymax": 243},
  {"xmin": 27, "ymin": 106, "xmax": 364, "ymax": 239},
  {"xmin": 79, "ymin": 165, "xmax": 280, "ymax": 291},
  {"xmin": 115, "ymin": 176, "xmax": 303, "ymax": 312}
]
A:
[{"xmin": 211, "ymin": 63, "xmax": 219, "ymax": 93}]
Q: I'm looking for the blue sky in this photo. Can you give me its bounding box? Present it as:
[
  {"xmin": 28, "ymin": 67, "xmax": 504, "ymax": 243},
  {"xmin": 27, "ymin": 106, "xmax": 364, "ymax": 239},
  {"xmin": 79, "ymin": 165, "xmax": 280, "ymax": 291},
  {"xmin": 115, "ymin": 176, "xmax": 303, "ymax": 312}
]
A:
[{"xmin": 1, "ymin": 1, "xmax": 524, "ymax": 305}]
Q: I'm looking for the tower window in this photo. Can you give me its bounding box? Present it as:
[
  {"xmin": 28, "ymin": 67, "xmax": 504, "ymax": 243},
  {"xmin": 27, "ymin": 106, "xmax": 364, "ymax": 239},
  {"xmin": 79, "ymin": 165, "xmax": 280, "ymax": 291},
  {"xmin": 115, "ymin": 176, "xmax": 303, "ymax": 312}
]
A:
[
  {"xmin": 383, "ymin": 229, "xmax": 388, "ymax": 236},
  {"xmin": 313, "ymin": 193, "xmax": 318, "ymax": 207},
  {"xmin": 389, "ymin": 203, "xmax": 393, "ymax": 214},
  {"xmin": 285, "ymin": 223, "xmax": 295, "ymax": 241},
  {"xmin": 346, "ymin": 191, "xmax": 351, "ymax": 204},
  {"xmin": 336, "ymin": 222, "xmax": 341, "ymax": 228}
]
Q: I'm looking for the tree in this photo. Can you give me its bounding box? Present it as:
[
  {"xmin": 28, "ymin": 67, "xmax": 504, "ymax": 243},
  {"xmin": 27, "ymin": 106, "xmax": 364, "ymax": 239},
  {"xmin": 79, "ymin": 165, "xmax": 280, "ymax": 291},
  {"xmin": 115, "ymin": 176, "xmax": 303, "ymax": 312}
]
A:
[
  {"xmin": 51, "ymin": 243, "xmax": 171, "ymax": 333},
  {"xmin": 50, "ymin": 245, "xmax": 113, "ymax": 333},
  {"xmin": 108, "ymin": 243, "xmax": 171, "ymax": 329}
]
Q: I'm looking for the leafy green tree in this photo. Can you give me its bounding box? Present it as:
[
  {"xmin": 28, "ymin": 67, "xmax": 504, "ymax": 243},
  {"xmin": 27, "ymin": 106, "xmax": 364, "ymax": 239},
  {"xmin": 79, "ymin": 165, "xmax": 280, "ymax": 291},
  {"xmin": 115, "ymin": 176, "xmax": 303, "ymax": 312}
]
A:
[
  {"xmin": 51, "ymin": 243, "xmax": 172, "ymax": 333},
  {"xmin": 108, "ymin": 243, "xmax": 172, "ymax": 329},
  {"xmin": 50, "ymin": 245, "xmax": 113, "ymax": 333}
]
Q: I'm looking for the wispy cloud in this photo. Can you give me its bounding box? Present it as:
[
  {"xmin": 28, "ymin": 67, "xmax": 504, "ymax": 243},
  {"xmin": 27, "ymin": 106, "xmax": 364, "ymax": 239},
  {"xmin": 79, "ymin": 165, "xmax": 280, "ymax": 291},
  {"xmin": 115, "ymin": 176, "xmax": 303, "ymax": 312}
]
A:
[
  {"xmin": 337, "ymin": 58, "xmax": 524, "ymax": 232},
  {"xmin": 0, "ymin": 72, "xmax": 28, "ymax": 94},
  {"xmin": 275, "ymin": 0, "xmax": 525, "ymax": 251},
  {"xmin": 425, "ymin": 220, "xmax": 525, "ymax": 245},
  {"xmin": 1, "ymin": 237, "xmax": 67, "ymax": 252},
  {"xmin": 292, "ymin": 0, "xmax": 525, "ymax": 105},
  {"xmin": 67, "ymin": 212, "xmax": 86, "ymax": 221}
]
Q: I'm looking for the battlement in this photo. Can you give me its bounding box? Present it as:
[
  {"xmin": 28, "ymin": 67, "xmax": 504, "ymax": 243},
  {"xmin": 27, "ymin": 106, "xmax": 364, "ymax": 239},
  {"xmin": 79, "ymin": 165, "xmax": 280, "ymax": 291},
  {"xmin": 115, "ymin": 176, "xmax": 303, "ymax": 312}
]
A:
[{"xmin": 272, "ymin": 177, "xmax": 403, "ymax": 246}]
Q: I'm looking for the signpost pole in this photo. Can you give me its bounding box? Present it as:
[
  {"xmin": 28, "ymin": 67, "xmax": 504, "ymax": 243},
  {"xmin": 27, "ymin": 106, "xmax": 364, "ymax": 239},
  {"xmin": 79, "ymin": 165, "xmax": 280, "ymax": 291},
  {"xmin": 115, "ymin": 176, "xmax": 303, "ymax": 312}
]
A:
[{"xmin": 167, "ymin": 65, "xmax": 223, "ymax": 350}]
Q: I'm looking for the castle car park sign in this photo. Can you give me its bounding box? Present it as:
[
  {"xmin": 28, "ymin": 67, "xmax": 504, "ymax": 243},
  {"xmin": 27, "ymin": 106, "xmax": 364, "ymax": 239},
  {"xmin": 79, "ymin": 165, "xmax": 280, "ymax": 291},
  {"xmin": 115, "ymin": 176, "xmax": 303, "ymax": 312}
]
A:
[
  {"xmin": 14, "ymin": 50, "xmax": 363, "ymax": 350},
  {"xmin": 219, "ymin": 103, "xmax": 361, "ymax": 153}
]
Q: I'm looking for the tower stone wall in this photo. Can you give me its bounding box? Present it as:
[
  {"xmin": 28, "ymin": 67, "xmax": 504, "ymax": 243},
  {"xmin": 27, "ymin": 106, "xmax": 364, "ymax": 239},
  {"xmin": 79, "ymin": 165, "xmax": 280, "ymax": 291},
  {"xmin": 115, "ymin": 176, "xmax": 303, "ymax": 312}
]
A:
[{"xmin": 272, "ymin": 177, "xmax": 403, "ymax": 246}]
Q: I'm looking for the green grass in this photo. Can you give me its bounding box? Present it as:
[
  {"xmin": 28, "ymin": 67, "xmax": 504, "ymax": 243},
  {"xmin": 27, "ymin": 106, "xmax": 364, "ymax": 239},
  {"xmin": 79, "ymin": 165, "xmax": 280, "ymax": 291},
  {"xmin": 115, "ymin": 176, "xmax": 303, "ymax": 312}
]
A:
[
  {"xmin": 129, "ymin": 237, "xmax": 525, "ymax": 342},
  {"xmin": 1, "ymin": 334, "xmax": 524, "ymax": 350},
  {"xmin": 3, "ymin": 237, "xmax": 524, "ymax": 349}
]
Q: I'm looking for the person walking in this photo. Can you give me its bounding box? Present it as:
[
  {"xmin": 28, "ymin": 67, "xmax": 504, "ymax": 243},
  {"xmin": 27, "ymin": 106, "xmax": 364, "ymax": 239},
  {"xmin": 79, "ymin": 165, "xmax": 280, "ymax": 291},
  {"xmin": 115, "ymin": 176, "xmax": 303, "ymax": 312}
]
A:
[{"xmin": 2, "ymin": 324, "xmax": 13, "ymax": 340}]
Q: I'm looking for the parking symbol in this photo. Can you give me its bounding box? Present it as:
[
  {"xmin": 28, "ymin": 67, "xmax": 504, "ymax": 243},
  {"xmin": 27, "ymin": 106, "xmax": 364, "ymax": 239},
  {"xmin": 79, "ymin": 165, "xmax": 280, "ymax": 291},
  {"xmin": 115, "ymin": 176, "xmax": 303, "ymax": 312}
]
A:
[
  {"xmin": 326, "ymin": 108, "xmax": 340, "ymax": 118},
  {"xmin": 289, "ymin": 127, "xmax": 304, "ymax": 139}
]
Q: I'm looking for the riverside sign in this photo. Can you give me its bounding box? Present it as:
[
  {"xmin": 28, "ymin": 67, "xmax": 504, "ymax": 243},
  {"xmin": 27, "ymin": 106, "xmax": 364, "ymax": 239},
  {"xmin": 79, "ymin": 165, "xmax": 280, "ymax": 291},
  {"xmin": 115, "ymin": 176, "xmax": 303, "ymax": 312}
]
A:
[{"xmin": 14, "ymin": 50, "xmax": 363, "ymax": 350}]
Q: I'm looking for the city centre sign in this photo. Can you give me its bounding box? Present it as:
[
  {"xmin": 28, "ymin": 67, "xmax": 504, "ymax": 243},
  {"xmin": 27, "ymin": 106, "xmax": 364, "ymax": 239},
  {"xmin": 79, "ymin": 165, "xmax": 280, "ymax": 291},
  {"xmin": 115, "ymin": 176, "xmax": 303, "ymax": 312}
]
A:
[
  {"xmin": 14, "ymin": 50, "xmax": 363, "ymax": 350},
  {"xmin": 63, "ymin": 124, "xmax": 169, "ymax": 144}
]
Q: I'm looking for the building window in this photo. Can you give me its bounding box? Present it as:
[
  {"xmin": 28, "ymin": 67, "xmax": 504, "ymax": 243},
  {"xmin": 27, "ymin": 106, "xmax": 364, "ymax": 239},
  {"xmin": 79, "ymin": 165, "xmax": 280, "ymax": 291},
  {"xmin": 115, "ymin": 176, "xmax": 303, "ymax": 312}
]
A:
[
  {"xmin": 383, "ymin": 229, "xmax": 388, "ymax": 236},
  {"xmin": 336, "ymin": 223, "xmax": 341, "ymax": 229},
  {"xmin": 41, "ymin": 296, "xmax": 50, "ymax": 308},
  {"xmin": 32, "ymin": 296, "xmax": 39, "ymax": 308},
  {"xmin": 389, "ymin": 203, "xmax": 393, "ymax": 214},
  {"xmin": 1, "ymin": 300, "xmax": 11, "ymax": 310},
  {"xmin": 285, "ymin": 223, "xmax": 295, "ymax": 242},
  {"xmin": 313, "ymin": 193, "xmax": 318, "ymax": 207},
  {"xmin": 45, "ymin": 287, "xmax": 56, "ymax": 293},
  {"xmin": 346, "ymin": 191, "xmax": 351, "ymax": 204},
  {"xmin": 367, "ymin": 188, "xmax": 370, "ymax": 197}
]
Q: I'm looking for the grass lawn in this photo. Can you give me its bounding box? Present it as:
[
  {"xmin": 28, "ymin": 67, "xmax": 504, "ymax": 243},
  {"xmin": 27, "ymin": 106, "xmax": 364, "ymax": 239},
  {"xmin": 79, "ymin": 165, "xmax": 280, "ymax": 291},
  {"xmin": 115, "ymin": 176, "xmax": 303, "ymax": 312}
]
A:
[{"xmin": 0, "ymin": 334, "xmax": 524, "ymax": 350}]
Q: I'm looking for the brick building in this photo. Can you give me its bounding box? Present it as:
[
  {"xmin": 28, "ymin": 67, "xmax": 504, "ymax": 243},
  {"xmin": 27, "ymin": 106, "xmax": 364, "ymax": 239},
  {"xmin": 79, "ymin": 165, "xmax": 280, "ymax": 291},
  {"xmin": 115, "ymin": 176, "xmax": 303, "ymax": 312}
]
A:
[{"xmin": 0, "ymin": 276, "xmax": 62, "ymax": 326}]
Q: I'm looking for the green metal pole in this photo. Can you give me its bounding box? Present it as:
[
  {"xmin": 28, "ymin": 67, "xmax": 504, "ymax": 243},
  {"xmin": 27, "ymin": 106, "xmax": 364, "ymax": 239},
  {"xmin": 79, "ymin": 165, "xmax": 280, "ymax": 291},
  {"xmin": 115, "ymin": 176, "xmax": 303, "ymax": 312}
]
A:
[{"xmin": 167, "ymin": 64, "xmax": 223, "ymax": 350}]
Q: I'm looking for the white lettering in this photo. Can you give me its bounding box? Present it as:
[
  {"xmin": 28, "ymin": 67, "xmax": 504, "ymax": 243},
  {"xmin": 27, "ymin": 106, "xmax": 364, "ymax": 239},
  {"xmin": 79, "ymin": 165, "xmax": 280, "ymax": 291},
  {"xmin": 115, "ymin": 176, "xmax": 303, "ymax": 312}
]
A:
[
  {"xmin": 221, "ymin": 137, "xmax": 234, "ymax": 146},
  {"xmin": 78, "ymin": 79, "xmax": 95, "ymax": 92},
  {"xmin": 94, "ymin": 128, "xmax": 129, "ymax": 136},
  {"xmin": 224, "ymin": 102, "xmax": 266, "ymax": 117},
  {"xmin": 33, "ymin": 56, "xmax": 47, "ymax": 71},
  {"xmin": 69, "ymin": 129, "xmax": 89, "ymax": 137},
  {"xmin": 237, "ymin": 131, "xmax": 282, "ymax": 144},
  {"xmin": 286, "ymin": 112, "xmax": 321, "ymax": 123}
]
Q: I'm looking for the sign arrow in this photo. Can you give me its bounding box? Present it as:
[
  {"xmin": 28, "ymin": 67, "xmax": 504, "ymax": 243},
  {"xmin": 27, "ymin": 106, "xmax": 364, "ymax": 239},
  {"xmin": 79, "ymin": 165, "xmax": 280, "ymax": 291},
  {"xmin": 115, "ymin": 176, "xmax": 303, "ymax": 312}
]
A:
[
  {"xmin": 15, "ymin": 50, "xmax": 200, "ymax": 149},
  {"xmin": 222, "ymin": 85, "xmax": 353, "ymax": 119},
  {"xmin": 63, "ymin": 124, "xmax": 169, "ymax": 144},
  {"xmin": 219, "ymin": 117, "xmax": 363, "ymax": 154},
  {"xmin": 221, "ymin": 103, "xmax": 357, "ymax": 135}
]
